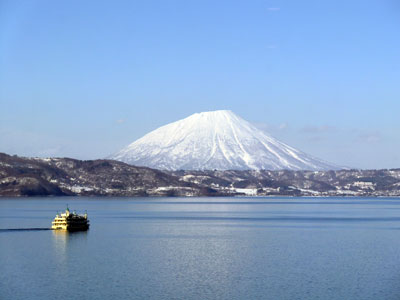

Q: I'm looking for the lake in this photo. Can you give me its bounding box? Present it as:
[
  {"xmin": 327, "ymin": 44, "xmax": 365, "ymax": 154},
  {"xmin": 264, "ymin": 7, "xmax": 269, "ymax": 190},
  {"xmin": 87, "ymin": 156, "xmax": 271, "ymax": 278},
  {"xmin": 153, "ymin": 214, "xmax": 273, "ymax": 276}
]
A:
[{"xmin": 1, "ymin": 197, "xmax": 400, "ymax": 300}]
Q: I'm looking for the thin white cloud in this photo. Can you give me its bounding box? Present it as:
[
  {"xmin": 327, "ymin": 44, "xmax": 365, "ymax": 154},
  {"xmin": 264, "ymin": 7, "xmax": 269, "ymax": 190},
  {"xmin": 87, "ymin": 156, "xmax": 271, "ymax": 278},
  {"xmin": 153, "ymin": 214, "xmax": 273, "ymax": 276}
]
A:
[
  {"xmin": 299, "ymin": 125, "xmax": 336, "ymax": 134},
  {"xmin": 356, "ymin": 132, "xmax": 382, "ymax": 144},
  {"xmin": 306, "ymin": 136, "xmax": 325, "ymax": 143},
  {"xmin": 38, "ymin": 147, "xmax": 62, "ymax": 157},
  {"xmin": 278, "ymin": 122, "xmax": 288, "ymax": 130},
  {"xmin": 116, "ymin": 119, "xmax": 125, "ymax": 124},
  {"xmin": 252, "ymin": 122, "xmax": 289, "ymax": 135}
]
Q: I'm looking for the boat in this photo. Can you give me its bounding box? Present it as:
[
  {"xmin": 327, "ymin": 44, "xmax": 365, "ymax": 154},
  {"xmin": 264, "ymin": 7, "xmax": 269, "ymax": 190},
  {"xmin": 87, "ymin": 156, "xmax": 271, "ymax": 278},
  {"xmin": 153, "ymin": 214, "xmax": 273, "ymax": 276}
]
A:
[{"xmin": 51, "ymin": 206, "xmax": 90, "ymax": 231}]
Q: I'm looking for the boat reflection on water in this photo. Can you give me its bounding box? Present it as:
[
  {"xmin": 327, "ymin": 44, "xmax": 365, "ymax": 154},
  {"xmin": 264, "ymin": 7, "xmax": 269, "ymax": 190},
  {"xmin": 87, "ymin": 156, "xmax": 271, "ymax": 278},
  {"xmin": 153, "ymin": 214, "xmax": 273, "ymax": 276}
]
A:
[
  {"xmin": 52, "ymin": 230, "xmax": 88, "ymax": 271},
  {"xmin": 52, "ymin": 228, "xmax": 89, "ymax": 245}
]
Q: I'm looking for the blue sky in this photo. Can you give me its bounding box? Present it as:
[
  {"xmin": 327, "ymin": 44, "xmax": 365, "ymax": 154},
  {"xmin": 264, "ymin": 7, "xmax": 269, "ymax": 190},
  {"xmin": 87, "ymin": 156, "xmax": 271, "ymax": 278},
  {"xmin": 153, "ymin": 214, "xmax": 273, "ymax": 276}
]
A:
[{"xmin": 1, "ymin": 0, "xmax": 399, "ymax": 169}]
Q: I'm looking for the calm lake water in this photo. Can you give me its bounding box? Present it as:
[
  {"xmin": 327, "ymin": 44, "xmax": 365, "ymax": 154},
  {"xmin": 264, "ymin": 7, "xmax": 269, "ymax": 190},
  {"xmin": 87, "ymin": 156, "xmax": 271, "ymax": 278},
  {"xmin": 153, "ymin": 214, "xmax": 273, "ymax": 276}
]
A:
[{"xmin": 1, "ymin": 197, "xmax": 400, "ymax": 300}]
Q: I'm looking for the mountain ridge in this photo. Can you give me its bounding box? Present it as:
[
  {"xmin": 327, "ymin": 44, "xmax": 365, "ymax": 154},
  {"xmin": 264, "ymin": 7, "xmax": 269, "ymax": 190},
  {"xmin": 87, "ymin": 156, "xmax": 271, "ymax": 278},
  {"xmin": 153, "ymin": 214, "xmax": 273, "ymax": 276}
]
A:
[
  {"xmin": 0, "ymin": 153, "xmax": 219, "ymax": 197},
  {"xmin": 0, "ymin": 153, "xmax": 398, "ymax": 197}
]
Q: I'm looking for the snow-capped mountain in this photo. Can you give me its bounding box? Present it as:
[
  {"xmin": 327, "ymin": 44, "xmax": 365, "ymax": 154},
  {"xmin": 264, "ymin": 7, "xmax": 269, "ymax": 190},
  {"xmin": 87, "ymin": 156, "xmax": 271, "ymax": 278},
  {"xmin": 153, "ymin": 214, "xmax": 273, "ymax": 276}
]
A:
[{"xmin": 110, "ymin": 110, "xmax": 340, "ymax": 171}]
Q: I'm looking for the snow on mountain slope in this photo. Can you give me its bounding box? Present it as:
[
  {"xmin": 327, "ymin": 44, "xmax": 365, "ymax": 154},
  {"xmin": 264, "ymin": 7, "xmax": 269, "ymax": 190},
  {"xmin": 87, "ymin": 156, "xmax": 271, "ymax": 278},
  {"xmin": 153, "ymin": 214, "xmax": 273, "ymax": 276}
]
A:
[{"xmin": 110, "ymin": 110, "xmax": 340, "ymax": 171}]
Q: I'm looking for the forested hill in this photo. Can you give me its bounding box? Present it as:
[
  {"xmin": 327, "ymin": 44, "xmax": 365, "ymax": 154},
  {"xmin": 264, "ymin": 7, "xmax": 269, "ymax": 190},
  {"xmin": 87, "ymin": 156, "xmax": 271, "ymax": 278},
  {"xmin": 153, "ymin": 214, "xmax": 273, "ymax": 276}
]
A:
[
  {"xmin": 0, "ymin": 153, "xmax": 218, "ymax": 197},
  {"xmin": 1, "ymin": 153, "xmax": 399, "ymax": 197}
]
